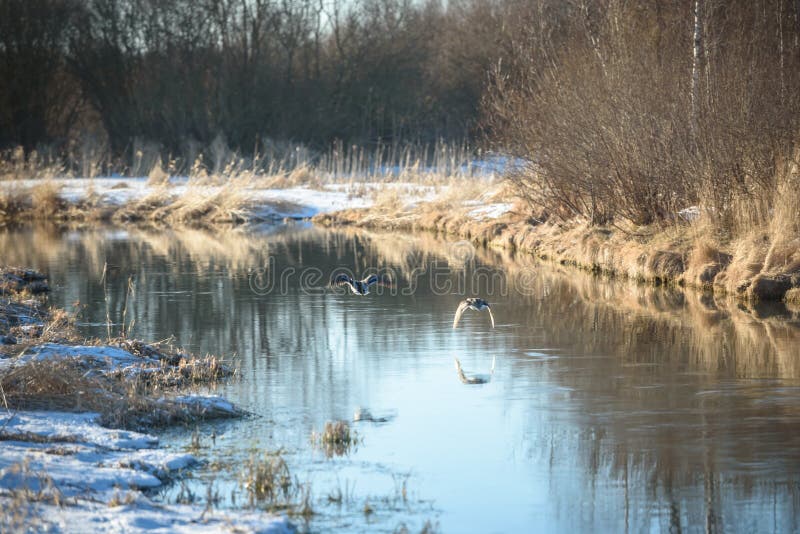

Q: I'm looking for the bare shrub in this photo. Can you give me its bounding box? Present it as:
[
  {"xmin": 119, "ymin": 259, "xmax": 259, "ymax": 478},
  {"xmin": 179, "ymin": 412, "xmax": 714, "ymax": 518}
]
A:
[{"xmin": 486, "ymin": 2, "xmax": 800, "ymax": 233}]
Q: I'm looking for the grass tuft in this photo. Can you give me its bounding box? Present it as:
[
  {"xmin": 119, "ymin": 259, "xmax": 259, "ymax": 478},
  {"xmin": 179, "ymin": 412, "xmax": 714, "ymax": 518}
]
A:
[
  {"xmin": 310, "ymin": 420, "xmax": 359, "ymax": 457},
  {"xmin": 242, "ymin": 452, "xmax": 314, "ymax": 517}
]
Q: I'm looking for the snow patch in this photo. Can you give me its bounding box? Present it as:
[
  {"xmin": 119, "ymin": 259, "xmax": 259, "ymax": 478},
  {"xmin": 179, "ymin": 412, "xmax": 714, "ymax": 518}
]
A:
[
  {"xmin": 7, "ymin": 343, "xmax": 158, "ymax": 372},
  {"xmin": 22, "ymin": 498, "xmax": 295, "ymax": 533},
  {"xmin": 0, "ymin": 411, "xmax": 158, "ymax": 450},
  {"xmin": 0, "ymin": 410, "xmax": 292, "ymax": 532},
  {"xmin": 678, "ymin": 205, "xmax": 701, "ymax": 221},
  {"xmin": 0, "ymin": 178, "xmax": 447, "ymax": 221},
  {"xmin": 171, "ymin": 394, "xmax": 239, "ymax": 416},
  {"xmin": 468, "ymin": 202, "xmax": 514, "ymax": 220}
]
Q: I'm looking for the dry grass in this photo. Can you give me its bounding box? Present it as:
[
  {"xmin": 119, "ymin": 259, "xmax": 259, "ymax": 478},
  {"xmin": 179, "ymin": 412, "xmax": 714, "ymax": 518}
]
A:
[
  {"xmin": 242, "ymin": 452, "xmax": 313, "ymax": 517},
  {"xmin": 107, "ymin": 489, "xmax": 138, "ymax": 507},
  {"xmin": 29, "ymin": 181, "xmax": 65, "ymax": 220},
  {"xmin": 0, "ymin": 267, "xmax": 49, "ymax": 295},
  {"xmin": 1, "ymin": 266, "xmax": 238, "ymax": 429},
  {"xmin": 320, "ymin": 185, "xmax": 800, "ymax": 301},
  {"xmin": 146, "ymin": 159, "xmax": 170, "ymax": 186},
  {"xmin": 0, "ymin": 186, "xmax": 24, "ymax": 221},
  {"xmin": 110, "ymin": 183, "xmax": 252, "ymax": 226},
  {"xmin": 681, "ymin": 239, "xmax": 731, "ymax": 289},
  {"xmin": 0, "ymin": 180, "xmax": 257, "ymax": 227},
  {"xmin": 0, "ymin": 346, "xmax": 237, "ymax": 430},
  {"xmin": 0, "ymin": 147, "xmax": 63, "ymax": 182},
  {"xmin": 167, "ymin": 187, "xmax": 251, "ymax": 225},
  {"xmin": 372, "ymin": 188, "xmax": 406, "ymax": 213},
  {"xmin": 243, "ymin": 454, "xmax": 293, "ymax": 505},
  {"xmin": 786, "ymin": 288, "xmax": 800, "ymax": 306},
  {"xmin": 1, "ymin": 267, "xmax": 78, "ymax": 352},
  {"xmin": 1, "ymin": 302, "xmax": 79, "ymax": 353},
  {"xmin": 310, "ymin": 420, "xmax": 358, "ymax": 458},
  {"xmin": 284, "ymin": 164, "xmax": 320, "ymax": 187},
  {"xmin": 0, "ymin": 138, "xmax": 489, "ymax": 226},
  {"xmin": 0, "ymin": 459, "xmax": 61, "ymax": 532}
]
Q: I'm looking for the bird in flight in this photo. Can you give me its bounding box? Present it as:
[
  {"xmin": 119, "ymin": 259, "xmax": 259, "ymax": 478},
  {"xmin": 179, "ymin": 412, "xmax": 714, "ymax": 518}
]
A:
[
  {"xmin": 332, "ymin": 274, "xmax": 391, "ymax": 295},
  {"xmin": 452, "ymin": 297, "xmax": 495, "ymax": 328},
  {"xmin": 454, "ymin": 356, "xmax": 496, "ymax": 384}
]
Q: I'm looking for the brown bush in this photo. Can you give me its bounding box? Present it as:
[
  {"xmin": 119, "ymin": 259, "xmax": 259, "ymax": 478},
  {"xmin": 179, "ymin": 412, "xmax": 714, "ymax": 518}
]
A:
[{"xmin": 485, "ymin": 1, "xmax": 800, "ymax": 233}]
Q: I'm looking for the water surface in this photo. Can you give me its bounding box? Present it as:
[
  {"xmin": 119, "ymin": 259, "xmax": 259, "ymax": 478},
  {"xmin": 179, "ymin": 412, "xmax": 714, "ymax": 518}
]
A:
[{"xmin": 3, "ymin": 224, "xmax": 800, "ymax": 533}]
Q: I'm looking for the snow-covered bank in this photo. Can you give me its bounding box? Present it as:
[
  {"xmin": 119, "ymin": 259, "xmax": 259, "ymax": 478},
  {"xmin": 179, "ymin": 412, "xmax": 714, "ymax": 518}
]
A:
[
  {"xmin": 1, "ymin": 176, "xmax": 440, "ymax": 224},
  {"xmin": 0, "ymin": 271, "xmax": 278, "ymax": 531},
  {"xmin": 0, "ymin": 411, "xmax": 293, "ymax": 533}
]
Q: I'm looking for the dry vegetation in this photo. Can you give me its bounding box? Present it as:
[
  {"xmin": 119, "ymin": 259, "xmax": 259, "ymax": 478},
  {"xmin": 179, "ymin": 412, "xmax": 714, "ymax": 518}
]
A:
[
  {"xmin": 480, "ymin": 1, "xmax": 800, "ymax": 301},
  {"xmin": 0, "ymin": 459, "xmax": 63, "ymax": 532},
  {"xmin": 0, "ymin": 267, "xmax": 239, "ymax": 430},
  {"xmin": 310, "ymin": 420, "xmax": 359, "ymax": 458},
  {"xmin": 317, "ymin": 2, "xmax": 800, "ymax": 303},
  {"xmin": 0, "ymin": 343, "xmax": 238, "ymax": 428},
  {"xmin": 242, "ymin": 452, "xmax": 313, "ymax": 517},
  {"xmin": 1, "ymin": 1, "xmax": 798, "ymax": 304},
  {"xmin": 0, "ymin": 139, "xmax": 482, "ymax": 227}
]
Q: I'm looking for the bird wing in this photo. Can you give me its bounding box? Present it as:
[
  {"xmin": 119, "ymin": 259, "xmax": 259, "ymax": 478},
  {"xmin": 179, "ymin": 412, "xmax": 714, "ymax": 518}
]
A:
[
  {"xmin": 487, "ymin": 306, "xmax": 495, "ymax": 328},
  {"xmin": 332, "ymin": 274, "xmax": 353, "ymax": 286},
  {"xmin": 362, "ymin": 274, "xmax": 392, "ymax": 287},
  {"xmin": 452, "ymin": 300, "xmax": 470, "ymax": 329}
]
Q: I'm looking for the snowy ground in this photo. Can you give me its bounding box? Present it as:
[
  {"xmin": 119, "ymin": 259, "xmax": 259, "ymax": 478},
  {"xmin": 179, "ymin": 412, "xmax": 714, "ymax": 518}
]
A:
[
  {"xmin": 3, "ymin": 177, "xmax": 440, "ymax": 220},
  {"xmin": 0, "ymin": 411, "xmax": 293, "ymax": 533},
  {"xmin": 467, "ymin": 202, "xmax": 514, "ymax": 221},
  {"xmin": 0, "ymin": 342, "xmax": 291, "ymax": 533},
  {"xmin": 1, "ymin": 175, "xmax": 520, "ymax": 224}
]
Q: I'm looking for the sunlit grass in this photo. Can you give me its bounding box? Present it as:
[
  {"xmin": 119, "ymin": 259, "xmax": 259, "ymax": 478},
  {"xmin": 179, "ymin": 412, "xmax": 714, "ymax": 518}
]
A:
[
  {"xmin": 310, "ymin": 420, "xmax": 359, "ymax": 458},
  {"xmin": 241, "ymin": 452, "xmax": 313, "ymax": 517}
]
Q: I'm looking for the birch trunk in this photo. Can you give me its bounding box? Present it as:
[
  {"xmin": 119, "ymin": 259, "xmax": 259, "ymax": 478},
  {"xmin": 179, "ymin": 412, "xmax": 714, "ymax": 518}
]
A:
[{"xmin": 691, "ymin": 0, "xmax": 705, "ymax": 143}]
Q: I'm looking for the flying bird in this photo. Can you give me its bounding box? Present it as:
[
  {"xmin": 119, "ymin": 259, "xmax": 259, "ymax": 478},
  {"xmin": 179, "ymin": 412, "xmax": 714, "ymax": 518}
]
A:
[
  {"xmin": 454, "ymin": 356, "xmax": 496, "ymax": 384},
  {"xmin": 332, "ymin": 274, "xmax": 391, "ymax": 295},
  {"xmin": 452, "ymin": 298, "xmax": 495, "ymax": 328}
]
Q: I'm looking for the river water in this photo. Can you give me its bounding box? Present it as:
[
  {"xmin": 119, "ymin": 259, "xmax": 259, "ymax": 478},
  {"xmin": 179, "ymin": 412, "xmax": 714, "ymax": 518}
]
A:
[{"xmin": 3, "ymin": 223, "xmax": 800, "ymax": 533}]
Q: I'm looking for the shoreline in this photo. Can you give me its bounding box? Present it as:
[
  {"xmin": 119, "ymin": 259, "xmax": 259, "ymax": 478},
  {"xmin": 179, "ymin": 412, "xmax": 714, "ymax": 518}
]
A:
[
  {"xmin": 0, "ymin": 176, "xmax": 436, "ymax": 227},
  {"xmin": 3, "ymin": 172, "xmax": 798, "ymax": 303},
  {"xmin": 0, "ymin": 267, "xmax": 294, "ymax": 533},
  {"xmin": 4, "ymin": 171, "xmax": 798, "ymax": 304},
  {"xmin": 313, "ymin": 203, "xmax": 800, "ymax": 304}
]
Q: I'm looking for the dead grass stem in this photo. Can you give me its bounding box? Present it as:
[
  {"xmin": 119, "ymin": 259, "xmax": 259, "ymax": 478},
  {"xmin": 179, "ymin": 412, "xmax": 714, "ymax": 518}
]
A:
[{"xmin": 310, "ymin": 420, "xmax": 359, "ymax": 458}]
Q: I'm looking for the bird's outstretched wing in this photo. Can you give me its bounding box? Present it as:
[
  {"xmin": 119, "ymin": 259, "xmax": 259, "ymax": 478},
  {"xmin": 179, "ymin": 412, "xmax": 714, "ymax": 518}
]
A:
[
  {"xmin": 362, "ymin": 274, "xmax": 392, "ymax": 287},
  {"xmin": 487, "ymin": 306, "xmax": 495, "ymax": 328},
  {"xmin": 332, "ymin": 274, "xmax": 354, "ymax": 286},
  {"xmin": 452, "ymin": 300, "xmax": 470, "ymax": 329}
]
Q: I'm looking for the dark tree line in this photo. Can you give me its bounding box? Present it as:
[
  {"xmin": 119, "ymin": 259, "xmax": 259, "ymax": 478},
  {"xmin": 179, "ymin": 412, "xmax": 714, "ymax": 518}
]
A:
[
  {"xmin": 0, "ymin": 0, "xmax": 513, "ymax": 160},
  {"xmin": 2, "ymin": 0, "xmax": 798, "ymax": 225}
]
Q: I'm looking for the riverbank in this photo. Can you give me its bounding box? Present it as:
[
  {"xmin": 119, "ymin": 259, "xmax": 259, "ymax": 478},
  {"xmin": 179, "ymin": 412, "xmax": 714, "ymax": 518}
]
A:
[
  {"xmin": 313, "ymin": 195, "xmax": 800, "ymax": 303},
  {"xmin": 3, "ymin": 174, "xmax": 798, "ymax": 304},
  {"xmin": 0, "ymin": 268, "xmax": 294, "ymax": 532},
  {"xmin": 0, "ymin": 176, "xmax": 437, "ymax": 227}
]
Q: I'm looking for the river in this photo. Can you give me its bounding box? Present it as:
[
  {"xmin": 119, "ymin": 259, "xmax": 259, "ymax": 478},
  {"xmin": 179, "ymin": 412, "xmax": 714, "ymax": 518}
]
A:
[{"xmin": 3, "ymin": 223, "xmax": 799, "ymax": 533}]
